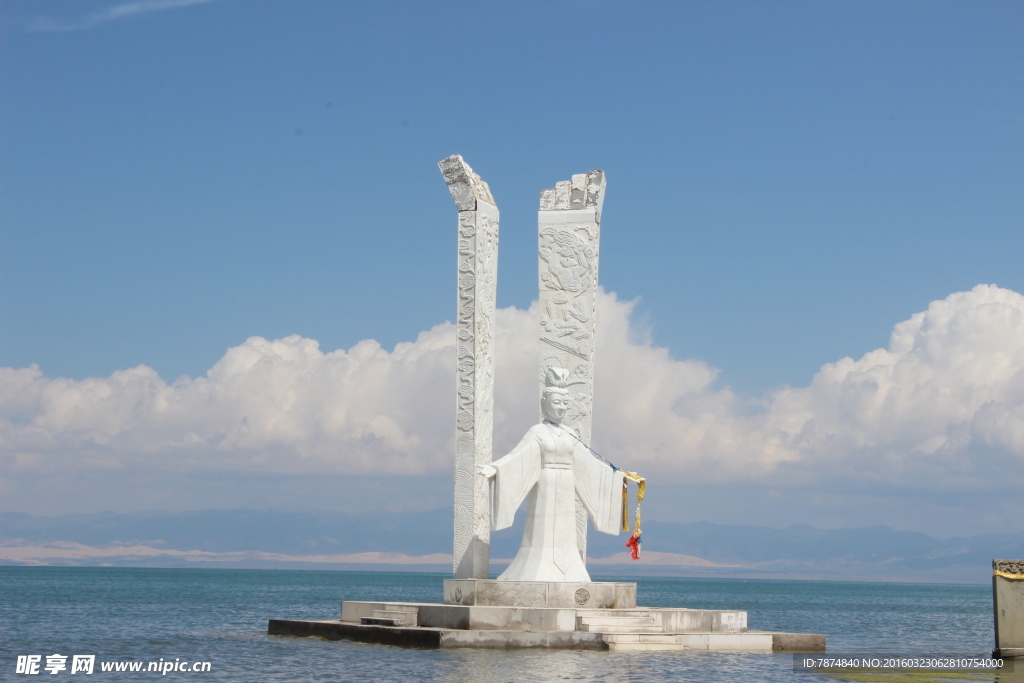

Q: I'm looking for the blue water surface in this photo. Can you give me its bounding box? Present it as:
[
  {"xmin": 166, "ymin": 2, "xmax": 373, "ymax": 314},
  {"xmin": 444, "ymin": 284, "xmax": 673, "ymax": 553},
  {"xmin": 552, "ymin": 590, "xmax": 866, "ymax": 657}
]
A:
[{"xmin": 1, "ymin": 567, "xmax": 1000, "ymax": 682}]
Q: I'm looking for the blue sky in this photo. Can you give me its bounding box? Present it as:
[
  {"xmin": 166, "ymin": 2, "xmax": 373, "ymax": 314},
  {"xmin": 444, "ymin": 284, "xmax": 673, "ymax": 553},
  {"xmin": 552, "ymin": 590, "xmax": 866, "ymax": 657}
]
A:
[
  {"xmin": 4, "ymin": 0, "xmax": 1020, "ymax": 392},
  {"xmin": 2, "ymin": 1, "xmax": 1023, "ymax": 534}
]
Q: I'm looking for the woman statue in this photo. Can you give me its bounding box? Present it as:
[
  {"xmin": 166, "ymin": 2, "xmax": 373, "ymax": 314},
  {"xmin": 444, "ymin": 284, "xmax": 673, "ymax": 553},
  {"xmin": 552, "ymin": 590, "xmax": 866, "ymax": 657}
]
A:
[{"xmin": 480, "ymin": 367, "xmax": 626, "ymax": 582}]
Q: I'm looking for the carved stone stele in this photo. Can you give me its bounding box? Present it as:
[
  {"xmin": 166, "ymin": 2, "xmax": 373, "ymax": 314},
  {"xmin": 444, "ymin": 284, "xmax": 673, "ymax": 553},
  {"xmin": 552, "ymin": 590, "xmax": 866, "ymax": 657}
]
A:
[
  {"xmin": 440, "ymin": 155, "xmax": 498, "ymax": 580},
  {"xmin": 537, "ymin": 171, "xmax": 606, "ymax": 563}
]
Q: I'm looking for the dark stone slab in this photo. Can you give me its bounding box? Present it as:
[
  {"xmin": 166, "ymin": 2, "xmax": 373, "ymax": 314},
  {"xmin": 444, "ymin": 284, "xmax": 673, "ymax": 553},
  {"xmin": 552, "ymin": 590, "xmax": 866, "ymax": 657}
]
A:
[
  {"xmin": 269, "ymin": 619, "xmax": 824, "ymax": 652},
  {"xmin": 268, "ymin": 619, "xmax": 441, "ymax": 648},
  {"xmin": 268, "ymin": 619, "xmax": 609, "ymax": 650}
]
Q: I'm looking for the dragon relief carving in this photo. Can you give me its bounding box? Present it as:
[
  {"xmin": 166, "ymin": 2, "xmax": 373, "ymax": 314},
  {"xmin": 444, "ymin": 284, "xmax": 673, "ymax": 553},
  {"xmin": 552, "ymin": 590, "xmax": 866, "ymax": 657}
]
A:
[
  {"xmin": 538, "ymin": 226, "xmax": 600, "ymax": 365},
  {"xmin": 994, "ymin": 560, "xmax": 1024, "ymax": 576},
  {"xmin": 539, "ymin": 227, "xmax": 596, "ymax": 292},
  {"xmin": 454, "ymin": 206, "xmax": 499, "ymax": 577},
  {"xmin": 454, "ymin": 210, "xmax": 480, "ymax": 574}
]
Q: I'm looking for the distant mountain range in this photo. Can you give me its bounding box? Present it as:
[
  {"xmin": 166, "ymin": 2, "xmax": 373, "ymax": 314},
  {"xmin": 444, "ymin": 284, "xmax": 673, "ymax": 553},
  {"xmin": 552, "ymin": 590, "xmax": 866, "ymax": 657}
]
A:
[{"xmin": 2, "ymin": 509, "xmax": 1021, "ymax": 583}]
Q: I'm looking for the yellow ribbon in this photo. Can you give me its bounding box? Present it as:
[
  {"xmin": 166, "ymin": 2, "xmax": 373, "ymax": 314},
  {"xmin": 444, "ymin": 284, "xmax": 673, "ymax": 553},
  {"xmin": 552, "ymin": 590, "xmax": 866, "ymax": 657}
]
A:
[
  {"xmin": 620, "ymin": 471, "xmax": 646, "ymax": 537},
  {"xmin": 994, "ymin": 570, "xmax": 1024, "ymax": 580}
]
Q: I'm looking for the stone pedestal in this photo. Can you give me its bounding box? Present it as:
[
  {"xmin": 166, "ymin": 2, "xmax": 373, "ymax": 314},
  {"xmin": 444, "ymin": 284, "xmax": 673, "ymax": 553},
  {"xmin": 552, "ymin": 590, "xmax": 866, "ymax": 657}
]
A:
[
  {"xmin": 273, "ymin": 598, "xmax": 825, "ymax": 651},
  {"xmin": 443, "ymin": 579, "xmax": 635, "ymax": 609},
  {"xmin": 993, "ymin": 560, "xmax": 1024, "ymax": 658}
]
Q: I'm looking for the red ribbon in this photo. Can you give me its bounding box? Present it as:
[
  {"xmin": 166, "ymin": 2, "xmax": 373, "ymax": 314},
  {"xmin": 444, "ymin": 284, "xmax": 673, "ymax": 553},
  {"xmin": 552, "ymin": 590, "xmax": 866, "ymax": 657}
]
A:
[{"xmin": 625, "ymin": 530, "xmax": 641, "ymax": 560}]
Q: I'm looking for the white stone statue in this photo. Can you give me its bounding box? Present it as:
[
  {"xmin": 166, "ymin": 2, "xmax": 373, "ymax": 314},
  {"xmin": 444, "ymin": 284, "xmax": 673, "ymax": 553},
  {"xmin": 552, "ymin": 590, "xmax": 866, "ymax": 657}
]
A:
[{"xmin": 480, "ymin": 367, "xmax": 626, "ymax": 582}]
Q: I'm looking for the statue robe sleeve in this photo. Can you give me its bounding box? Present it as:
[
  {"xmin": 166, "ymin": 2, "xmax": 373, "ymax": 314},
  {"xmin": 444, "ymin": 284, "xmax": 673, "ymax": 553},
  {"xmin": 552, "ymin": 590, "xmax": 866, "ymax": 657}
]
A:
[
  {"xmin": 489, "ymin": 432, "xmax": 542, "ymax": 531},
  {"xmin": 572, "ymin": 442, "xmax": 626, "ymax": 535}
]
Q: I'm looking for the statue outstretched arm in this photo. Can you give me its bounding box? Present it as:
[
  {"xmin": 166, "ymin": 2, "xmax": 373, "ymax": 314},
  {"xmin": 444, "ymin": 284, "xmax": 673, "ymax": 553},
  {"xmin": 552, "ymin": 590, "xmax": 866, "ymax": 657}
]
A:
[{"xmin": 488, "ymin": 429, "xmax": 543, "ymax": 531}]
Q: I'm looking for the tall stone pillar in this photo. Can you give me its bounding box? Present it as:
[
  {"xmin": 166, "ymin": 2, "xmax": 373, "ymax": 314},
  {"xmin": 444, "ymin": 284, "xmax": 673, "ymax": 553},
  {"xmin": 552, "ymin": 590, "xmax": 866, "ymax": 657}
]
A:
[
  {"xmin": 537, "ymin": 170, "xmax": 606, "ymax": 563},
  {"xmin": 439, "ymin": 155, "xmax": 498, "ymax": 580}
]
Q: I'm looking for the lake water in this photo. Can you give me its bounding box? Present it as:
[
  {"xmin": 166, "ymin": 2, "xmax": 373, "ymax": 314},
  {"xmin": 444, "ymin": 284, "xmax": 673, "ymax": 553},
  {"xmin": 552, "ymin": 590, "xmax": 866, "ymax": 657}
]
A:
[{"xmin": 2, "ymin": 567, "xmax": 1012, "ymax": 682}]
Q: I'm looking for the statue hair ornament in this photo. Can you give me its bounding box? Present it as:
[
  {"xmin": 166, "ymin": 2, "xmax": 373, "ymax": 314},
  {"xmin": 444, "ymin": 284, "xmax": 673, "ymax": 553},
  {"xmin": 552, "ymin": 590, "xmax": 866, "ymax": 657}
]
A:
[
  {"xmin": 543, "ymin": 366, "xmax": 585, "ymax": 394},
  {"xmin": 544, "ymin": 367, "xmax": 572, "ymax": 389}
]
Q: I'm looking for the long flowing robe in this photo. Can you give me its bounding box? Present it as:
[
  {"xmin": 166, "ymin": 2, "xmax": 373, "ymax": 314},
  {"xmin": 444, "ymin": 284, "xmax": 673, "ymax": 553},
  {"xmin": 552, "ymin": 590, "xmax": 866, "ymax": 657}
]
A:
[{"xmin": 489, "ymin": 422, "xmax": 625, "ymax": 582}]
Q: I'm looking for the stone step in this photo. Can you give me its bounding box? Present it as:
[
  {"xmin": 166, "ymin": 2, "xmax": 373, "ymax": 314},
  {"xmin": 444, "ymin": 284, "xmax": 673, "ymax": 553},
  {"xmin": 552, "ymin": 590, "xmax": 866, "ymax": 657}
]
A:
[
  {"xmin": 575, "ymin": 609, "xmax": 652, "ymax": 618},
  {"xmin": 371, "ymin": 608, "xmax": 418, "ymax": 627},
  {"xmin": 576, "ymin": 614, "xmax": 659, "ymax": 634},
  {"xmin": 577, "ymin": 623, "xmax": 662, "ymax": 634},
  {"xmin": 577, "ymin": 618, "xmax": 655, "ymax": 626},
  {"xmin": 603, "ymin": 634, "xmax": 680, "ymax": 645},
  {"xmin": 603, "ymin": 632, "xmax": 777, "ymax": 652}
]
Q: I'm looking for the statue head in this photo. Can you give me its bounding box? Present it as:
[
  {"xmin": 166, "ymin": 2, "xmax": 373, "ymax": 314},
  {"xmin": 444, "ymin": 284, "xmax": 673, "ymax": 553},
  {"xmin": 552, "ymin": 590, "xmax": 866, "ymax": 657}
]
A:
[{"xmin": 541, "ymin": 367, "xmax": 572, "ymax": 422}]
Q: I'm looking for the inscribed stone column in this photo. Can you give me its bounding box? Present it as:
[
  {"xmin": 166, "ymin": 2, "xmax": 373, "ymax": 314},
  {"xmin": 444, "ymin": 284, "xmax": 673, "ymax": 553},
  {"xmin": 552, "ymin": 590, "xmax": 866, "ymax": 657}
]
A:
[
  {"xmin": 439, "ymin": 155, "xmax": 499, "ymax": 580},
  {"xmin": 537, "ymin": 170, "xmax": 606, "ymax": 564}
]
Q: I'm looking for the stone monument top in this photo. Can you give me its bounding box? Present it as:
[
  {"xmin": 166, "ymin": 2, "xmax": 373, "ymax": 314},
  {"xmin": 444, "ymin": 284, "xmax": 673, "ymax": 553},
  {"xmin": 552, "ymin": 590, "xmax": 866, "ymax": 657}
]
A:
[{"xmin": 439, "ymin": 154, "xmax": 495, "ymax": 210}]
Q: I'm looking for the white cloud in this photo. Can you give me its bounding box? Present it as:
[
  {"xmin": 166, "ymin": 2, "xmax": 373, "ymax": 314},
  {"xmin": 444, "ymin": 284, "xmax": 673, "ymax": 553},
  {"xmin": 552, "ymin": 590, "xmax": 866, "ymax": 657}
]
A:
[
  {"xmin": 614, "ymin": 283, "xmax": 1024, "ymax": 490},
  {"xmin": 3, "ymin": 285, "xmax": 1024, "ymax": 507},
  {"xmin": 29, "ymin": 0, "xmax": 217, "ymax": 32}
]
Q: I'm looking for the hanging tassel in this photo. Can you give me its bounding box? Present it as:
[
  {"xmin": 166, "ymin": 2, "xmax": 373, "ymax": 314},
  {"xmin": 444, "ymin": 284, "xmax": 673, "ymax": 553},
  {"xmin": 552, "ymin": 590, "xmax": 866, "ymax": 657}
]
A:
[
  {"xmin": 635, "ymin": 478, "xmax": 645, "ymax": 534},
  {"xmin": 625, "ymin": 530, "xmax": 642, "ymax": 560},
  {"xmin": 622, "ymin": 472, "xmax": 645, "ymax": 559}
]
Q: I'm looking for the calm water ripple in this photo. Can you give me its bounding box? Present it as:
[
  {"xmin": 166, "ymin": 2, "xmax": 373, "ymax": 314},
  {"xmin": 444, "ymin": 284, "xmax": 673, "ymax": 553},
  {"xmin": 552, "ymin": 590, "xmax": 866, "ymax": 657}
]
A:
[{"xmin": 1, "ymin": 567, "xmax": 1009, "ymax": 682}]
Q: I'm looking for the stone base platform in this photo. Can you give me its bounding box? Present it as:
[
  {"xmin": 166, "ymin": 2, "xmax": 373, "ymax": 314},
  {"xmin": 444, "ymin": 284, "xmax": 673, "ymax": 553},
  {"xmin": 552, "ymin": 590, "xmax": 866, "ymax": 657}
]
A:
[
  {"xmin": 268, "ymin": 594, "xmax": 825, "ymax": 652},
  {"xmin": 268, "ymin": 618, "xmax": 824, "ymax": 652},
  {"xmin": 269, "ymin": 619, "xmax": 609, "ymax": 649}
]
